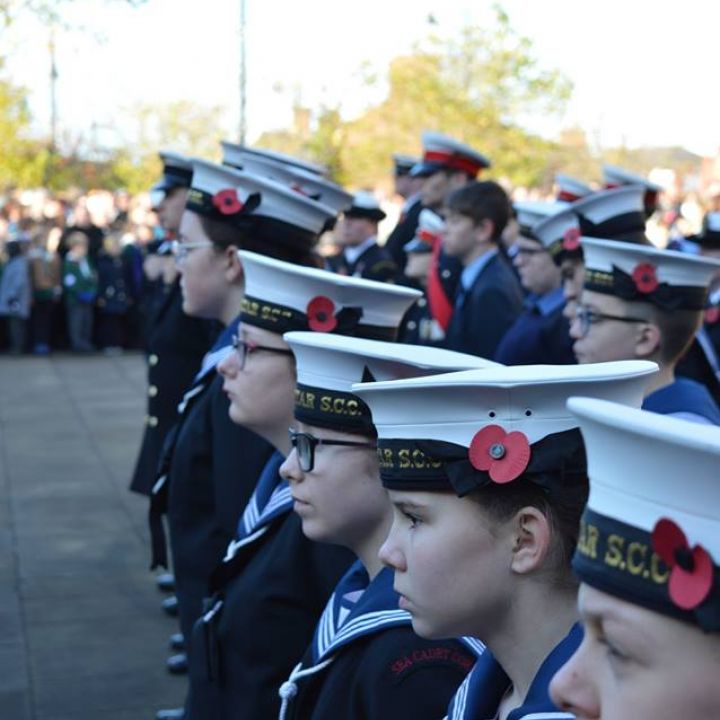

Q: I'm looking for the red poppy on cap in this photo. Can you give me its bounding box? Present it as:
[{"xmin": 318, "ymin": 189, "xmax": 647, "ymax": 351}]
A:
[
  {"xmin": 306, "ymin": 296, "xmax": 338, "ymax": 332},
  {"xmin": 631, "ymin": 263, "xmax": 659, "ymax": 294},
  {"xmin": 468, "ymin": 424, "xmax": 531, "ymax": 484},
  {"xmin": 562, "ymin": 227, "xmax": 581, "ymax": 251},
  {"xmin": 652, "ymin": 517, "xmax": 713, "ymax": 611},
  {"xmin": 212, "ymin": 189, "xmax": 244, "ymax": 215}
]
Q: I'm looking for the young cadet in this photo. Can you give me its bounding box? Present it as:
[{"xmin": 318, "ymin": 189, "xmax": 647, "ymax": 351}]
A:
[
  {"xmin": 442, "ymin": 181, "xmax": 524, "ymax": 358},
  {"xmin": 353, "ymin": 361, "xmax": 657, "ymax": 720},
  {"xmin": 130, "ymin": 151, "xmax": 216, "ymax": 499},
  {"xmin": 277, "ymin": 332, "xmax": 494, "ymax": 719},
  {"xmin": 550, "ymin": 398, "xmax": 720, "ymax": 720},
  {"xmin": 384, "ymin": 153, "xmax": 423, "ymax": 272},
  {"xmin": 151, "ymin": 161, "xmax": 333, "ymax": 719},
  {"xmin": 325, "ymin": 192, "xmax": 399, "ymax": 282},
  {"xmin": 398, "ymin": 208, "xmax": 450, "ymax": 346},
  {"xmin": 559, "ymin": 185, "xmax": 650, "ymax": 317},
  {"xmin": 494, "ymin": 201, "xmax": 576, "ymax": 365},
  {"xmin": 569, "ymin": 237, "xmax": 720, "ymax": 424},
  {"xmin": 186, "ymin": 251, "xmax": 422, "ymax": 719}
]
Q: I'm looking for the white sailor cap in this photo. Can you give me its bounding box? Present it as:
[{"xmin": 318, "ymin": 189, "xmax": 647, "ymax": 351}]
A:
[
  {"xmin": 582, "ymin": 236, "xmax": 720, "ymax": 311},
  {"xmin": 556, "ymin": 174, "xmax": 593, "ymax": 203},
  {"xmin": 151, "ymin": 150, "xmax": 193, "ymax": 200},
  {"xmin": 285, "ymin": 332, "xmax": 498, "ymax": 433},
  {"xmin": 513, "ymin": 200, "xmax": 567, "ymax": 238},
  {"xmin": 221, "ymin": 142, "xmax": 352, "ymax": 213},
  {"xmin": 343, "ymin": 191, "xmax": 386, "ymax": 222},
  {"xmin": 603, "ymin": 165, "xmax": 663, "ymax": 216},
  {"xmin": 603, "ymin": 164, "xmax": 663, "ymax": 193},
  {"xmin": 222, "ymin": 142, "xmax": 327, "ymax": 176},
  {"xmin": 393, "ymin": 154, "xmax": 419, "ymax": 176},
  {"xmin": 410, "ymin": 131, "xmax": 491, "ymax": 178},
  {"xmin": 570, "ymin": 185, "xmax": 648, "ymax": 243},
  {"xmin": 187, "ymin": 159, "xmax": 337, "ymax": 248},
  {"xmin": 532, "ymin": 208, "xmax": 582, "ymax": 264},
  {"xmin": 239, "ymin": 250, "xmax": 421, "ymax": 341},
  {"xmin": 352, "ymin": 361, "xmax": 656, "ymax": 495},
  {"xmin": 404, "ymin": 208, "xmax": 444, "ymax": 254},
  {"xmin": 568, "ymin": 397, "xmax": 720, "ymax": 631}
]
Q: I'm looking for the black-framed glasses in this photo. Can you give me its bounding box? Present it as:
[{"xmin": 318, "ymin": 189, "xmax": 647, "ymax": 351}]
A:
[
  {"xmin": 575, "ymin": 305, "xmax": 649, "ymax": 338},
  {"xmin": 231, "ymin": 334, "xmax": 294, "ymax": 370},
  {"xmin": 289, "ymin": 429, "xmax": 377, "ymax": 472}
]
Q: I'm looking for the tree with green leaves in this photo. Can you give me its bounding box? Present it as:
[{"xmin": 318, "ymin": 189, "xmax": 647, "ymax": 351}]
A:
[{"xmin": 258, "ymin": 6, "xmax": 572, "ymax": 189}]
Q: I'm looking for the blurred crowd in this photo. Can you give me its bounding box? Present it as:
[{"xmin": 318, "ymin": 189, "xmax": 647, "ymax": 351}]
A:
[{"xmin": 0, "ymin": 189, "xmax": 164, "ymax": 355}]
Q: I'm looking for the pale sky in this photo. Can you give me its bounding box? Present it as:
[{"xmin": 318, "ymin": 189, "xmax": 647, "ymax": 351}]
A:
[{"xmin": 4, "ymin": 0, "xmax": 720, "ymax": 157}]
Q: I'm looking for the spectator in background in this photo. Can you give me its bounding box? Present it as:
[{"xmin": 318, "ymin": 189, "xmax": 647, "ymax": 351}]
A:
[
  {"xmin": 0, "ymin": 236, "xmax": 32, "ymax": 354},
  {"xmin": 63, "ymin": 232, "xmax": 97, "ymax": 352},
  {"xmin": 96, "ymin": 234, "xmax": 129, "ymax": 353},
  {"xmin": 28, "ymin": 226, "xmax": 62, "ymax": 355}
]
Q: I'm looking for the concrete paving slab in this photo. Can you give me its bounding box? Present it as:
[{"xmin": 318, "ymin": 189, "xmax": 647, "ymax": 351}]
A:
[{"xmin": 0, "ymin": 354, "xmax": 183, "ymax": 718}]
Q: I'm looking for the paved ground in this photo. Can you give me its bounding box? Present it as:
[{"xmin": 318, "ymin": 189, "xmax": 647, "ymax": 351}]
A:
[{"xmin": 0, "ymin": 353, "xmax": 183, "ymax": 720}]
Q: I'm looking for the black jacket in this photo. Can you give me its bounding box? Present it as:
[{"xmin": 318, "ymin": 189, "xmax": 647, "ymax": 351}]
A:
[
  {"xmin": 187, "ymin": 511, "xmax": 353, "ymax": 720},
  {"xmin": 444, "ymin": 252, "xmax": 523, "ymax": 358},
  {"xmin": 166, "ymin": 372, "xmax": 274, "ymax": 649},
  {"xmin": 129, "ymin": 280, "xmax": 217, "ymax": 496},
  {"xmin": 384, "ymin": 197, "xmax": 423, "ymax": 272}
]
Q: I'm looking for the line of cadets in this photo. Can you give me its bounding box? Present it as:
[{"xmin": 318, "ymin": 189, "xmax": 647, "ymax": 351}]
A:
[{"xmin": 129, "ymin": 133, "xmax": 720, "ymax": 720}]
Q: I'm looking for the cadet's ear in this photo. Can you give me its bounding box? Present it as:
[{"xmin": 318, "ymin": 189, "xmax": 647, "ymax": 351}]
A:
[
  {"xmin": 634, "ymin": 320, "xmax": 661, "ymax": 358},
  {"xmin": 509, "ymin": 506, "xmax": 552, "ymax": 575},
  {"xmin": 224, "ymin": 246, "xmax": 244, "ymax": 284}
]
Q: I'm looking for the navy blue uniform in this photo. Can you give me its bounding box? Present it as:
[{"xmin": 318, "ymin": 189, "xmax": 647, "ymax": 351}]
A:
[
  {"xmin": 446, "ymin": 624, "xmax": 581, "ymax": 720},
  {"xmin": 187, "ymin": 455, "xmax": 353, "ymax": 720},
  {"xmin": 280, "ymin": 562, "xmax": 474, "ymax": 720},
  {"xmin": 130, "ymin": 279, "xmax": 217, "ymax": 496},
  {"xmin": 384, "ymin": 196, "xmax": 423, "ymax": 272},
  {"xmin": 149, "ymin": 322, "xmax": 274, "ymax": 662},
  {"xmin": 642, "ymin": 377, "xmax": 720, "ymax": 425},
  {"xmin": 494, "ymin": 288, "xmax": 575, "ymax": 365},
  {"xmin": 444, "ymin": 251, "xmax": 523, "ymax": 358}
]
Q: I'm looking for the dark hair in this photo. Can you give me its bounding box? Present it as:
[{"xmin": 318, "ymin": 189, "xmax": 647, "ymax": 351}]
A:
[
  {"xmin": 445, "ymin": 180, "xmax": 511, "ymax": 242},
  {"xmin": 198, "ymin": 214, "xmax": 321, "ymax": 268},
  {"xmin": 470, "ymin": 477, "xmax": 588, "ymax": 586},
  {"xmin": 643, "ymin": 303, "xmax": 702, "ymax": 364}
]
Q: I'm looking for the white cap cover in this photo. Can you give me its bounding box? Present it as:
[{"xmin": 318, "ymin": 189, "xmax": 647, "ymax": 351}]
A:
[
  {"xmin": 286, "ymin": 332, "xmax": 499, "ymax": 432},
  {"xmin": 568, "ymin": 397, "xmax": 720, "ymax": 631},
  {"xmin": 239, "ymin": 250, "xmax": 421, "ymax": 340},
  {"xmin": 352, "ymin": 361, "xmax": 657, "ymax": 495},
  {"xmin": 582, "ymin": 236, "xmax": 720, "ymax": 311}
]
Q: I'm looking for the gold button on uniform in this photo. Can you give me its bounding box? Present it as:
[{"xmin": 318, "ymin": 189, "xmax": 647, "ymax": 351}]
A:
[
  {"xmin": 149, "ymin": 354, "xmax": 159, "ymax": 366},
  {"xmin": 148, "ymin": 385, "xmax": 158, "ymax": 397}
]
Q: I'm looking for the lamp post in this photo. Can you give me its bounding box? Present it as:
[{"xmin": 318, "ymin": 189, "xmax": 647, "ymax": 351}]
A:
[{"xmin": 238, "ymin": 0, "xmax": 247, "ymax": 144}]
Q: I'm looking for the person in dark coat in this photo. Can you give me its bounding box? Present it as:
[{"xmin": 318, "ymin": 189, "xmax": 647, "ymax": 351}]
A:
[
  {"xmin": 569, "ymin": 237, "xmax": 720, "ymax": 424},
  {"xmin": 95, "ymin": 235, "xmax": 130, "ymax": 351},
  {"xmin": 442, "ymin": 181, "xmax": 524, "ymax": 358},
  {"xmin": 276, "ymin": 333, "xmax": 489, "ymax": 720},
  {"xmin": 129, "ymin": 150, "xmax": 218, "ymax": 498},
  {"xmin": 325, "ymin": 192, "xmax": 399, "ymax": 282},
  {"xmin": 383, "ymin": 153, "xmax": 424, "ymax": 272},
  {"xmin": 353, "ymin": 363, "xmax": 654, "ymax": 720},
  {"xmin": 152, "ymin": 159, "xmax": 341, "ymax": 720},
  {"xmin": 186, "ymin": 250, "xmax": 422, "ymax": 720},
  {"xmin": 494, "ymin": 206, "xmax": 576, "ymax": 365},
  {"xmin": 397, "ymin": 208, "xmax": 453, "ymax": 346}
]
